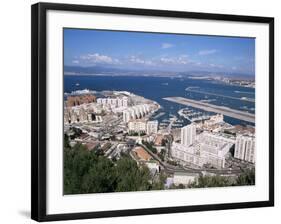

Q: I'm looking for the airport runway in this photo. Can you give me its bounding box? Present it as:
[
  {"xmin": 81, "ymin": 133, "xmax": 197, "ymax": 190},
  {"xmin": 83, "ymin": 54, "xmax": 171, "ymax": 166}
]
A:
[
  {"xmin": 163, "ymin": 97, "xmax": 255, "ymax": 123},
  {"xmin": 185, "ymin": 89, "xmax": 255, "ymax": 103}
]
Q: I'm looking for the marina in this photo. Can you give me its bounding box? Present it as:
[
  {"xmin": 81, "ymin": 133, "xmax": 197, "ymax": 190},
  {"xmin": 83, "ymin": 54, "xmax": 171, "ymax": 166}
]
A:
[
  {"xmin": 178, "ymin": 108, "xmax": 211, "ymax": 123},
  {"xmin": 163, "ymin": 97, "xmax": 255, "ymax": 123}
]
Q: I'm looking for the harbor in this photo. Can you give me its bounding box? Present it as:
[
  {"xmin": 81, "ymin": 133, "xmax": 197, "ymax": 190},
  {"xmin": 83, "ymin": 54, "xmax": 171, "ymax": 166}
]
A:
[{"xmin": 163, "ymin": 97, "xmax": 255, "ymax": 123}]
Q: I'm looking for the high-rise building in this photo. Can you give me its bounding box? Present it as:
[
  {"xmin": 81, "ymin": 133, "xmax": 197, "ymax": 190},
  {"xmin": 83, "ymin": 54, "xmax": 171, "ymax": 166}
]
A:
[
  {"xmin": 181, "ymin": 123, "xmax": 196, "ymax": 146},
  {"xmin": 123, "ymin": 110, "xmax": 131, "ymax": 123},
  {"xmin": 234, "ymin": 135, "xmax": 255, "ymax": 163},
  {"xmin": 117, "ymin": 98, "xmax": 123, "ymax": 107},
  {"xmin": 122, "ymin": 104, "xmax": 152, "ymax": 123},
  {"xmin": 122, "ymin": 97, "xmax": 128, "ymax": 107},
  {"xmin": 146, "ymin": 120, "xmax": 158, "ymax": 135}
]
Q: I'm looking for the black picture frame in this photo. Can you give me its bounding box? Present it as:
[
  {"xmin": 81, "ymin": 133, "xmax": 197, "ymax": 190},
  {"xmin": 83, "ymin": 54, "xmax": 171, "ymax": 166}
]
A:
[{"xmin": 31, "ymin": 2, "xmax": 274, "ymax": 222}]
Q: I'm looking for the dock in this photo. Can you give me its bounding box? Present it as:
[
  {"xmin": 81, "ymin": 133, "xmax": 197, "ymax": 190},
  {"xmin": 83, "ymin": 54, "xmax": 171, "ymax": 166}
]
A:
[{"xmin": 163, "ymin": 97, "xmax": 255, "ymax": 123}]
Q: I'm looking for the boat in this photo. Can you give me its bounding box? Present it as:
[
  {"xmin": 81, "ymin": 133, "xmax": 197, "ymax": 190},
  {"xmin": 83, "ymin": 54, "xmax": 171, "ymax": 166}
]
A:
[
  {"xmin": 172, "ymin": 123, "xmax": 183, "ymax": 127},
  {"xmin": 159, "ymin": 123, "xmax": 168, "ymax": 127},
  {"xmin": 153, "ymin": 112, "xmax": 165, "ymax": 119},
  {"xmin": 75, "ymin": 83, "xmax": 80, "ymax": 86},
  {"xmin": 162, "ymin": 119, "xmax": 169, "ymax": 122}
]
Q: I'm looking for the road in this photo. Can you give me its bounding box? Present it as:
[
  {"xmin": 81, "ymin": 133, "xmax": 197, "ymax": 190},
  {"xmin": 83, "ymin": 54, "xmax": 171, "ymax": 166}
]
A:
[
  {"xmin": 140, "ymin": 143, "xmax": 242, "ymax": 175},
  {"xmin": 140, "ymin": 143, "xmax": 186, "ymax": 174},
  {"xmin": 163, "ymin": 97, "xmax": 255, "ymax": 123}
]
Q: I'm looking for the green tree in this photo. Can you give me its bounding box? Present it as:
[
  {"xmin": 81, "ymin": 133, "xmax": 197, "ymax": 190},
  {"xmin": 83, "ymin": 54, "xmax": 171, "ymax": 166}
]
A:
[
  {"xmin": 236, "ymin": 168, "xmax": 255, "ymax": 185},
  {"xmin": 142, "ymin": 141, "xmax": 157, "ymax": 154},
  {"xmin": 188, "ymin": 175, "xmax": 233, "ymax": 188},
  {"xmin": 151, "ymin": 172, "xmax": 166, "ymax": 190},
  {"xmin": 81, "ymin": 156, "xmax": 116, "ymax": 193},
  {"xmin": 115, "ymin": 157, "xmax": 151, "ymax": 192},
  {"xmin": 64, "ymin": 134, "xmax": 70, "ymax": 148},
  {"xmin": 64, "ymin": 138, "xmax": 156, "ymax": 194}
]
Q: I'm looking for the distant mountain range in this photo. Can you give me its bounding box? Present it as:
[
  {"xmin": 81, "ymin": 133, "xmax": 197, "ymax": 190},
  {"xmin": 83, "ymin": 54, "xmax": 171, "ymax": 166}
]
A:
[
  {"xmin": 64, "ymin": 65, "xmax": 125, "ymax": 74},
  {"xmin": 64, "ymin": 65, "xmax": 255, "ymax": 80}
]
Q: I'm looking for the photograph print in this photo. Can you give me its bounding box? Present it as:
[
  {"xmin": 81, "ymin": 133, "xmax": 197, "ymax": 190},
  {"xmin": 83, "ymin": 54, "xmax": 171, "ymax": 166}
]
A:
[{"xmin": 63, "ymin": 28, "xmax": 255, "ymax": 195}]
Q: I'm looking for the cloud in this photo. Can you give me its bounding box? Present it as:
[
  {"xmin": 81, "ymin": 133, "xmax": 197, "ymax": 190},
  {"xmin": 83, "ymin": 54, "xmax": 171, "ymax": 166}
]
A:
[
  {"xmin": 73, "ymin": 52, "xmax": 227, "ymax": 71},
  {"xmin": 79, "ymin": 53, "xmax": 120, "ymax": 65},
  {"xmin": 128, "ymin": 54, "xmax": 192, "ymax": 67},
  {"xmin": 160, "ymin": 57, "xmax": 176, "ymax": 64},
  {"xmin": 161, "ymin": 43, "xmax": 174, "ymax": 49},
  {"xmin": 129, "ymin": 56, "xmax": 155, "ymax": 66},
  {"xmin": 198, "ymin": 49, "xmax": 218, "ymax": 56},
  {"xmin": 159, "ymin": 55, "xmax": 192, "ymax": 65},
  {"xmin": 72, "ymin": 60, "xmax": 79, "ymax": 64},
  {"xmin": 209, "ymin": 63, "xmax": 224, "ymax": 68}
]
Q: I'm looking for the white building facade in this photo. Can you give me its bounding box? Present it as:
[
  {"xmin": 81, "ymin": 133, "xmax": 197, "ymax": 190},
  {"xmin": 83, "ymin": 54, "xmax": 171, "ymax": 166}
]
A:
[
  {"xmin": 171, "ymin": 131, "xmax": 234, "ymax": 169},
  {"xmin": 122, "ymin": 104, "xmax": 151, "ymax": 123},
  {"xmin": 234, "ymin": 135, "xmax": 255, "ymax": 163},
  {"xmin": 181, "ymin": 123, "xmax": 196, "ymax": 146},
  {"xmin": 128, "ymin": 120, "xmax": 147, "ymax": 133},
  {"xmin": 146, "ymin": 120, "xmax": 158, "ymax": 135},
  {"xmin": 173, "ymin": 172, "xmax": 199, "ymax": 186},
  {"xmin": 97, "ymin": 97, "xmax": 128, "ymax": 108},
  {"xmin": 64, "ymin": 104, "xmax": 103, "ymax": 124}
]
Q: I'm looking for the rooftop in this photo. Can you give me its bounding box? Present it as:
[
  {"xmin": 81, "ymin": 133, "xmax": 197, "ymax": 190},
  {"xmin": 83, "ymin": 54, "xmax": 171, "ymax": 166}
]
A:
[{"xmin": 133, "ymin": 146, "xmax": 152, "ymax": 161}]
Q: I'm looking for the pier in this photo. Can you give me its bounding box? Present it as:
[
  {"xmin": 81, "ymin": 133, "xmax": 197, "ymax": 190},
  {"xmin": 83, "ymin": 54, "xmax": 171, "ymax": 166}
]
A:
[{"xmin": 163, "ymin": 97, "xmax": 255, "ymax": 123}]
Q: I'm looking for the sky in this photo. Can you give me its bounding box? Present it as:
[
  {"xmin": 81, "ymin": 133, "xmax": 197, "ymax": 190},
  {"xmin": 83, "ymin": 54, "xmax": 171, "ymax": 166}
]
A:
[{"xmin": 64, "ymin": 28, "xmax": 255, "ymax": 75}]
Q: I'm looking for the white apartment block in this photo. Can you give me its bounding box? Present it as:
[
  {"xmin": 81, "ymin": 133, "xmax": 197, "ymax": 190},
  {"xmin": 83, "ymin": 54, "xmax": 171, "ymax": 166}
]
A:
[
  {"xmin": 64, "ymin": 106, "xmax": 103, "ymax": 124},
  {"xmin": 122, "ymin": 104, "xmax": 151, "ymax": 123},
  {"xmin": 171, "ymin": 142, "xmax": 228, "ymax": 168},
  {"xmin": 181, "ymin": 123, "xmax": 196, "ymax": 146},
  {"xmin": 146, "ymin": 120, "xmax": 158, "ymax": 135},
  {"xmin": 97, "ymin": 97, "xmax": 128, "ymax": 108},
  {"xmin": 171, "ymin": 142, "xmax": 205, "ymax": 167},
  {"xmin": 171, "ymin": 131, "xmax": 234, "ymax": 168},
  {"xmin": 197, "ymin": 132, "xmax": 235, "ymax": 155},
  {"xmin": 173, "ymin": 172, "xmax": 199, "ymax": 186},
  {"xmin": 128, "ymin": 120, "xmax": 147, "ymax": 133},
  {"xmin": 123, "ymin": 110, "xmax": 131, "ymax": 123},
  {"xmin": 234, "ymin": 135, "xmax": 255, "ymax": 163}
]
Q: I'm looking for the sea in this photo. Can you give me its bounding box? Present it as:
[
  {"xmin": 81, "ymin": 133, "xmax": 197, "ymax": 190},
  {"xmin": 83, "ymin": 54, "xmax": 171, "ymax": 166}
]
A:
[{"xmin": 64, "ymin": 75, "xmax": 255, "ymax": 127}]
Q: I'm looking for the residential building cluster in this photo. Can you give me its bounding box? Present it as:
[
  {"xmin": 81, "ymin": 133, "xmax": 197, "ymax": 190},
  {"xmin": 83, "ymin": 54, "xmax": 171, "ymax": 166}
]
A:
[
  {"xmin": 172, "ymin": 119, "xmax": 256, "ymax": 169},
  {"xmin": 172, "ymin": 123, "xmax": 235, "ymax": 168}
]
